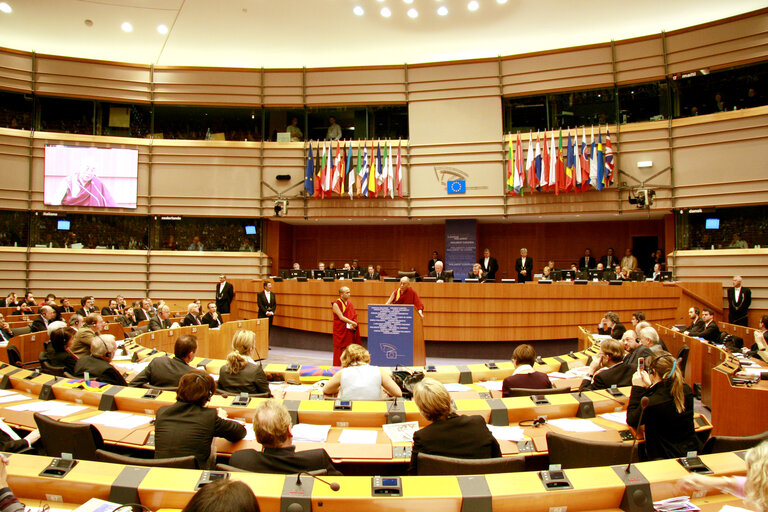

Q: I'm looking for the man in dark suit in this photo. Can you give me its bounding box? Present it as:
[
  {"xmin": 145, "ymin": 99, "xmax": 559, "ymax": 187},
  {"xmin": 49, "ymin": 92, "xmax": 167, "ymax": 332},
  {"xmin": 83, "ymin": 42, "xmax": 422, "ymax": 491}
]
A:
[
  {"xmin": 478, "ymin": 248, "xmax": 499, "ymax": 280},
  {"xmin": 515, "ymin": 248, "xmax": 534, "ymax": 283},
  {"xmin": 698, "ymin": 308, "xmax": 721, "ymax": 342},
  {"xmin": 622, "ymin": 330, "xmax": 653, "ymax": 369},
  {"xmin": 727, "ymin": 276, "xmax": 751, "ymax": 327},
  {"xmin": 130, "ymin": 334, "xmax": 197, "ymax": 388},
  {"xmin": 257, "ymin": 281, "xmax": 276, "ymax": 326},
  {"xmin": 133, "ymin": 299, "xmax": 152, "ymax": 323},
  {"xmin": 578, "ymin": 248, "xmax": 596, "ymax": 270},
  {"xmin": 58, "ymin": 297, "xmax": 75, "ymax": 313},
  {"xmin": 202, "ymin": 302, "xmax": 222, "ymax": 329},
  {"xmin": 101, "ymin": 299, "xmax": 119, "ymax": 317},
  {"xmin": 181, "ymin": 303, "xmax": 202, "ymax": 327},
  {"xmin": 29, "ymin": 306, "xmax": 56, "ymax": 333},
  {"xmin": 597, "ymin": 311, "xmax": 626, "ymax": 340},
  {"xmin": 600, "ymin": 248, "xmax": 617, "ymax": 270},
  {"xmin": 215, "ymin": 274, "xmax": 235, "ymax": 315},
  {"xmin": 580, "ymin": 338, "xmax": 633, "ymax": 391},
  {"xmin": 76, "ymin": 296, "xmax": 98, "ymax": 317},
  {"xmin": 0, "ymin": 314, "xmax": 14, "ymax": 343},
  {"xmin": 364, "ymin": 265, "xmax": 380, "ymax": 280},
  {"xmin": 467, "ymin": 263, "xmax": 487, "ymax": 282},
  {"xmin": 673, "ymin": 307, "xmax": 705, "ymax": 336},
  {"xmin": 230, "ymin": 400, "xmax": 342, "ymax": 475},
  {"xmin": 428, "ymin": 261, "xmax": 452, "ymax": 282},
  {"xmin": 148, "ymin": 305, "xmax": 172, "ymax": 332},
  {"xmin": 74, "ymin": 334, "xmax": 127, "ymax": 386}
]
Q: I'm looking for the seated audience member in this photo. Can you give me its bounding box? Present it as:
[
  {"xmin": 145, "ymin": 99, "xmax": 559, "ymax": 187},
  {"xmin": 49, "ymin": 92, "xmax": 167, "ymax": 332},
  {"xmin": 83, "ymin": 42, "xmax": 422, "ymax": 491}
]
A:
[
  {"xmin": 649, "ymin": 263, "xmax": 663, "ymax": 280},
  {"xmin": 58, "ymin": 297, "xmax": 75, "ymax": 313},
  {"xmin": 2, "ymin": 293, "xmax": 19, "ymax": 308},
  {"xmin": 218, "ymin": 330, "xmax": 270, "ymax": 395},
  {"xmin": 502, "ymin": 344, "xmax": 552, "ymax": 395},
  {"xmin": 76, "ymin": 296, "xmax": 97, "ymax": 317},
  {"xmin": 467, "ymin": 263, "xmax": 486, "ymax": 282},
  {"xmin": 149, "ymin": 305, "xmax": 172, "ymax": 331},
  {"xmin": 115, "ymin": 295, "xmax": 127, "ymax": 314},
  {"xmin": 597, "ymin": 311, "xmax": 626, "ymax": 340},
  {"xmin": 29, "ymin": 306, "xmax": 56, "ymax": 333},
  {"xmin": 638, "ymin": 326, "xmax": 666, "ymax": 353},
  {"xmin": 0, "ymin": 452, "xmax": 37, "ymax": 510},
  {"xmin": 323, "ymin": 345, "xmax": 402, "ymax": 400},
  {"xmin": 181, "ymin": 478, "xmax": 261, "ymax": 512},
  {"xmin": 155, "ymin": 370, "xmax": 246, "ymax": 468},
  {"xmin": 697, "ymin": 307, "xmax": 721, "ymax": 342},
  {"xmin": 130, "ymin": 334, "xmax": 197, "ymax": 388},
  {"xmin": 617, "ymin": 267, "xmax": 631, "ymax": 280},
  {"xmin": 70, "ymin": 313, "xmax": 105, "ymax": 357},
  {"xmin": 622, "ymin": 329, "xmax": 652, "ymax": 369},
  {"xmin": 0, "ymin": 314, "xmax": 14, "ymax": 343},
  {"xmin": 74, "ymin": 334, "xmax": 127, "ymax": 386},
  {"xmin": 364, "ymin": 265, "xmax": 380, "ymax": 280},
  {"xmin": 673, "ymin": 307, "xmax": 704, "ymax": 335},
  {"xmin": 202, "ymin": 302, "xmax": 222, "ymax": 328},
  {"xmin": 743, "ymin": 315, "xmax": 768, "ymax": 357},
  {"xmin": 627, "ymin": 352, "xmax": 700, "ymax": 460},
  {"xmin": 429, "ymin": 260, "xmax": 452, "ymax": 282},
  {"xmin": 376, "ymin": 264, "xmax": 387, "ymax": 277},
  {"xmin": 117, "ymin": 307, "xmax": 138, "ymax": 328},
  {"xmin": 409, "ymin": 378, "xmax": 501, "ymax": 475},
  {"xmin": 580, "ymin": 338, "xmax": 633, "ymax": 391},
  {"xmin": 181, "ymin": 303, "xmax": 202, "ymax": 326},
  {"xmin": 44, "ymin": 326, "xmax": 78, "ymax": 374},
  {"xmin": 101, "ymin": 299, "xmax": 119, "ymax": 316},
  {"xmin": 621, "ymin": 248, "xmax": 638, "ymax": 271},
  {"xmin": 133, "ymin": 298, "xmax": 153, "ymax": 323},
  {"xmin": 13, "ymin": 300, "xmax": 33, "ymax": 316},
  {"xmin": 677, "ymin": 441, "xmax": 768, "ymax": 512},
  {"xmin": 68, "ymin": 313, "xmax": 84, "ymax": 330},
  {"xmin": 631, "ymin": 312, "xmax": 645, "ymax": 328},
  {"xmin": 230, "ymin": 400, "xmax": 341, "ymax": 475}
]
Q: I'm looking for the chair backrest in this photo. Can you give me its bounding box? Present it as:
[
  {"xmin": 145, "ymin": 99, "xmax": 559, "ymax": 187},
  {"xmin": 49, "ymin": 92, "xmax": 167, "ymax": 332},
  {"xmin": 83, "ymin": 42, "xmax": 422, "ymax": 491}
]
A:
[
  {"xmin": 676, "ymin": 345, "xmax": 690, "ymax": 375},
  {"xmin": 503, "ymin": 386, "xmax": 571, "ymax": 398},
  {"xmin": 546, "ymin": 431, "xmax": 637, "ymax": 469},
  {"xmin": 40, "ymin": 359, "xmax": 67, "ymax": 377},
  {"xmin": 701, "ymin": 429, "xmax": 768, "ymax": 454},
  {"xmin": 216, "ymin": 463, "xmax": 248, "ymax": 472},
  {"xmin": 6, "ymin": 345, "xmax": 22, "ymax": 367},
  {"xmin": 96, "ymin": 449, "xmax": 197, "ymax": 469},
  {"xmin": 417, "ymin": 452, "xmax": 525, "ymax": 476},
  {"xmin": 34, "ymin": 412, "xmax": 104, "ymax": 461},
  {"xmin": 142, "ymin": 383, "xmax": 179, "ymax": 392}
]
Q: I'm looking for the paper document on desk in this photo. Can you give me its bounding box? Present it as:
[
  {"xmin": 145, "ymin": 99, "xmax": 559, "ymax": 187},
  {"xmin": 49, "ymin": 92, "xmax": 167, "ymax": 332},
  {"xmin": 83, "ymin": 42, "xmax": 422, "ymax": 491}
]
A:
[
  {"xmin": 291, "ymin": 423, "xmax": 332, "ymax": 443},
  {"xmin": 383, "ymin": 421, "xmax": 419, "ymax": 443},
  {"xmin": 81, "ymin": 411, "xmax": 152, "ymax": 429},
  {"xmin": 653, "ymin": 496, "xmax": 701, "ymax": 511},
  {"xmin": 548, "ymin": 418, "xmax": 606, "ymax": 432},
  {"xmin": 546, "ymin": 372, "xmax": 570, "ymax": 380},
  {"xmin": 0, "ymin": 393, "xmax": 29, "ymax": 404},
  {"xmin": 5, "ymin": 400, "xmax": 88, "ymax": 417},
  {"xmin": 717, "ymin": 506, "xmax": 752, "ymax": 512},
  {"xmin": 338, "ymin": 429, "xmax": 378, "ymax": 444},
  {"xmin": 487, "ymin": 425, "xmax": 525, "ymax": 442},
  {"xmin": 73, "ymin": 498, "xmax": 123, "ymax": 512},
  {"xmin": 114, "ymin": 362, "xmax": 149, "ymax": 373},
  {"xmin": 244, "ymin": 424, "xmax": 256, "ymax": 441},
  {"xmin": 283, "ymin": 384, "xmax": 313, "ymax": 392},
  {"xmin": 443, "ymin": 383, "xmax": 471, "ymax": 392},
  {"xmin": 0, "ymin": 389, "xmax": 20, "ymax": 397},
  {"xmin": 566, "ymin": 366, "xmax": 592, "ymax": 377},
  {"xmin": 599, "ymin": 411, "xmax": 628, "ymax": 426},
  {"xmin": 476, "ymin": 381, "xmax": 503, "ymax": 391}
]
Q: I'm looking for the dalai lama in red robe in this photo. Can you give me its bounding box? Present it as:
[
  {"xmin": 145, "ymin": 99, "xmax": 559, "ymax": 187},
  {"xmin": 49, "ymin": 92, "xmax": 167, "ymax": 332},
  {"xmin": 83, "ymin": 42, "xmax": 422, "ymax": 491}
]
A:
[
  {"xmin": 331, "ymin": 286, "xmax": 361, "ymax": 366},
  {"xmin": 386, "ymin": 277, "xmax": 425, "ymax": 318}
]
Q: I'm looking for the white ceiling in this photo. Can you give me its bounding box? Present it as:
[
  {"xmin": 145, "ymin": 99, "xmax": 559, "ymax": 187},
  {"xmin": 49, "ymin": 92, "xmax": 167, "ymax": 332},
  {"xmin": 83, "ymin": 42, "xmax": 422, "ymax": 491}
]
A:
[{"xmin": 0, "ymin": 0, "xmax": 764, "ymax": 69}]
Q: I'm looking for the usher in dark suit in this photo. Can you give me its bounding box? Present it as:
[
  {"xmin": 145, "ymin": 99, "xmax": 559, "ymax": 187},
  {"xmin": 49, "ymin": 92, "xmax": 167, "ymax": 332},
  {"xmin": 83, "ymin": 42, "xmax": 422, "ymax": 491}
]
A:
[
  {"xmin": 515, "ymin": 256, "xmax": 534, "ymax": 283},
  {"xmin": 727, "ymin": 286, "xmax": 751, "ymax": 327},
  {"xmin": 230, "ymin": 446, "xmax": 341, "ymax": 475},
  {"xmin": 257, "ymin": 290, "xmax": 277, "ymax": 325},
  {"xmin": 129, "ymin": 355, "xmax": 193, "ymax": 388},
  {"xmin": 479, "ymin": 257, "xmax": 499, "ymax": 280},
  {"xmin": 216, "ymin": 281, "xmax": 235, "ymax": 314}
]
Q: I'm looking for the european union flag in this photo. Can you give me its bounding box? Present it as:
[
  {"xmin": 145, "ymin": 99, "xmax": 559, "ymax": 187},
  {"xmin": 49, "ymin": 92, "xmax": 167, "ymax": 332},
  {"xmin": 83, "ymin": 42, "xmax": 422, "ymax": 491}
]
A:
[{"xmin": 447, "ymin": 180, "xmax": 466, "ymax": 194}]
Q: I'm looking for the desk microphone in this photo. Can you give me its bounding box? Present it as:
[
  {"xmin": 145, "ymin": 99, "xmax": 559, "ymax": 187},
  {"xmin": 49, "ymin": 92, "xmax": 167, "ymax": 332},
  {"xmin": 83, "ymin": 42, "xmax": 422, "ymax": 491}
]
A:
[
  {"xmin": 625, "ymin": 396, "xmax": 649, "ymax": 473},
  {"xmin": 595, "ymin": 390, "xmax": 626, "ymax": 406},
  {"xmin": 295, "ymin": 471, "xmax": 340, "ymax": 491}
]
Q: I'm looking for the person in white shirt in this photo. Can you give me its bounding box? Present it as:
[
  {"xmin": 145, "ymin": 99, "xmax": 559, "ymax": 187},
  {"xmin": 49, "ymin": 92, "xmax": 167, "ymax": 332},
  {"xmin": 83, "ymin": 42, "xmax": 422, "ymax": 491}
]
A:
[
  {"xmin": 323, "ymin": 345, "xmax": 402, "ymax": 401},
  {"xmin": 326, "ymin": 116, "xmax": 342, "ymax": 140}
]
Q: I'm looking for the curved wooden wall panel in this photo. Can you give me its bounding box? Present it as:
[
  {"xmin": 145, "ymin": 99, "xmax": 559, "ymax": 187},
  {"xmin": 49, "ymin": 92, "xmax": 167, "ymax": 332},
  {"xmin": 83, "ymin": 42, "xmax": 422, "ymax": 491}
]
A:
[
  {"xmin": 0, "ymin": 49, "xmax": 33, "ymax": 93},
  {"xmin": 152, "ymin": 67, "xmax": 262, "ymax": 105},
  {"xmin": 34, "ymin": 56, "xmax": 151, "ymax": 102},
  {"xmin": 262, "ymin": 70, "xmax": 303, "ymax": 106},
  {"xmin": 305, "ymin": 66, "xmax": 406, "ymax": 105}
]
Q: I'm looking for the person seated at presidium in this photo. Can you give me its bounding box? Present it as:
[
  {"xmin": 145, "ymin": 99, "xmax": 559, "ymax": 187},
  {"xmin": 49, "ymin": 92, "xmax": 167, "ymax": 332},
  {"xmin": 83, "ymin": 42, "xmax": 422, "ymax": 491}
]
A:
[
  {"xmin": 627, "ymin": 352, "xmax": 700, "ymax": 461},
  {"xmin": 429, "ymin": 260, "xmax": 452, "ymax": 282},
  {"xmin": 468, "ymin": 263, "xmax": 486, "ymax": 282},
  {"xmin": 130, "ymin": 334, "xmax": 197, "ymax": 388},
  {"xmin": 229, "ymin": 400, "xmax": 341, "ymax": 475},
  {"xmin": 322, "ymin": 345, "xmax": 402, "ymax": 400},
  {"xmin": 579, "ymin": 338, "xmax": 633, "ymax": 391},
  {"xmin": 218, "ymin": 330, "xmax": 270, "ymax": 396},
  {"xmin": 743, "ymin": 315, "xmax": 768, "ymax": 357},
  {"xmin": 154, "ymin": 370, "xmax": 246, "ymax": 469},
  {"xmin": 502, "ymin": 344, "xmax": 552, "ymax": 396},
  {"xmin": 45, "ymin": 326, "xmax": 78, "ymax": 374},
  {"xmin": 364, "ymin": 265, "xmax": 380, "ymax": 280},
  {"xmin": 409, "ymin": 378, "xmax": 501, "ymax": 474},
  {"xmin": 73, "ymin": 334, "xmax": 127, "ymax": 386}
]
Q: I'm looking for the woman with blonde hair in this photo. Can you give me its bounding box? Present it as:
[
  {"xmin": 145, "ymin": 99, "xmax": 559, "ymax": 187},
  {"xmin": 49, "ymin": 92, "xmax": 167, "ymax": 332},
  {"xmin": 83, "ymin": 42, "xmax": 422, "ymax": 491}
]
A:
[
  {"xmin": 218, "ymin": 330, "xmax": 270, "ymax": 395},
  {"xmin": 322, "ymin": 344, "xmax": 402, "ymax": 400},
  {"xmin": 627, "ymin": 351, "xmax": 700, "ymax": 460}
]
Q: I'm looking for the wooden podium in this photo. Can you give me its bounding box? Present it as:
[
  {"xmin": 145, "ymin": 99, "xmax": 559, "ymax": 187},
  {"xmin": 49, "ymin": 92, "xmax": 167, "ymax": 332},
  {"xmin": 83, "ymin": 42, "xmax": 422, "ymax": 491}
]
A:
[{"xmin": 367, "ymin": 304, "xmax": 425, "ymax": 367}]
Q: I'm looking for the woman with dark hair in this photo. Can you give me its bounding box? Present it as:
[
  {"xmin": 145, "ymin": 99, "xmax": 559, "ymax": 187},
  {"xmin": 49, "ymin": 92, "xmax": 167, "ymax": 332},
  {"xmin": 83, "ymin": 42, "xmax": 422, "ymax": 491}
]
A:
[
  {"xmin": 154, "ymin": 369, "xmax": 246, "ymax": 468},
  {"xmin": 182, "ymin": 479, "xmax": 260, "ymax": 512},
  {"xmin": 501, "ymin": 344, "xmax": 552, "ymax": 395},
  {"xmin": 45, "ymin": 326, "xmax": 78, "ymax": 374},
  {"xmin": 627, "ymin": 351, "xmax": 701, "ymax": 460}
]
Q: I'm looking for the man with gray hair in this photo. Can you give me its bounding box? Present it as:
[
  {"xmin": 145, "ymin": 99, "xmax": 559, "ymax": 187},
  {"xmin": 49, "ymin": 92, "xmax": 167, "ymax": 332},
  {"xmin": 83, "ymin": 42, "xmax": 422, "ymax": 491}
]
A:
[
  {"xmin": 29, "ymin": 305, "xmax": 57, "ymax": 333},
  {"xmin": 74, "ymin": 334, "xmax": 127, "ymax": 386},
  {"xmin": 727, "ymin": 275, "xmax": 751, "ymax": 327},
  {"xmin": 429, "ymin": 261, "xmax": 451, "ymax": 282},
  {"xmin": 597, "ymin": 311, "xmax": 626, "ymax": 340},
  {"xmin": 515, "ymin": 248, "xmax": 534, "ymax": 283},
  {"xmin": 69, "ymin": 314, "xmax": 84, "ymax": 330},
  {"xmin": 181, "ymin": 303, "xmax": 202, "ymax": 326},
  {"xmin": 622, "ymin": 329, "xmax": 653, "ymax": 368},
  {"xmin": 149, "ymin": 305, "xmax": 172, "ymax": 331},
  {"xmin": 638, "ymin": 326, "xmax": 665, "ymax": 354}
]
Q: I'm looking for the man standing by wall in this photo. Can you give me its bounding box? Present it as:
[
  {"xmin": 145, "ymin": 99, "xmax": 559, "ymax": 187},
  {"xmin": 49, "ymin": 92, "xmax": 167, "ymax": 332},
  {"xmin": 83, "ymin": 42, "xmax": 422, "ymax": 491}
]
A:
[
  {"xmin": 216, "ymin": 274, "xmax": 235, "ymax": 315},
  {"xmin": 727, "ymin": 275, "xmax": 751, "ymax": 327}
]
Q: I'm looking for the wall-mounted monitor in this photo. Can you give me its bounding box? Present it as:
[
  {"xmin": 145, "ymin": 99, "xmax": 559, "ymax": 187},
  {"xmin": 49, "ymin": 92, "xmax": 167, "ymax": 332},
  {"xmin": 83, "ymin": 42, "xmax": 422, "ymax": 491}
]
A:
[
  {"xmin": 705, "ymin": 218, "xmax": 720, "ymax": 229},
  {"xmin": 57, "ymin": 220, "xmax": 71, "ymax": 231},
  {"xmin": 244, "ymin": 225, "xmax": 257, "ymax": 235},
  {"xmin": 44, "ymin": 145, "xmax": 138, "ymax": 209}
]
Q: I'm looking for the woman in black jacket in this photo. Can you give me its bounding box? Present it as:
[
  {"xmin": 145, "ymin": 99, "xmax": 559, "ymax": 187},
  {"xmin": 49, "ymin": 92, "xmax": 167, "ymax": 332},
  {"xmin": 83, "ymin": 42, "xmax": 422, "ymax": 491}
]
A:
[
  {"xmin": 45, "ymin": 326, "xmax": 78, "ymax": 374},
  {"xmin": 217, "ymin": 330, "xmax": 270, "ymax": 396}
]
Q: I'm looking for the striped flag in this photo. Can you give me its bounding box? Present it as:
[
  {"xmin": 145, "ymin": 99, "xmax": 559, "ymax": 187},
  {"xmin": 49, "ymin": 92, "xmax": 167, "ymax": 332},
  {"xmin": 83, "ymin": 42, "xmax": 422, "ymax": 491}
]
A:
[
  {"xmin": 360, "ymin": 143, "xmax": 370, "ymax": 197},
  {"xmin": 573, "ymin": 129, "xmax": 581, "ymax": 193},
  {"xmin": 380, "ymin": 141, "xmax": 389, "ymax": 197},
  {"xmin": 316, "ymin": 142, "xmax": 326, "ymax": 199},
  {"xmin": 514, "ymin": 133, "xmax": 524, "ymax": 195},
  {"xmin": 346, "ymin": 141, "xmax": 354, "ymax": 199},
  {"xmin": 506, "ymin": 134, "xmax": 514, "ymax": 194},
  {"xmin": 367, "ymin": 140, "xmax": 376, "ymax": 196},
  {"xmin": 605, "ymin": 129, "xmax": 615, "ymax": 187},
  {"xmin": 564, "ymin": 130, "xmax": 575, "ymax": 193},
  {"xmin": 541, "ymin": 131, "xmax": 550, "ymax": 191},
  {"xmin": 355, "ymin": 141, "xmax": 363, "ymax": 197},
  {"xmin": 589, "ymin": 126, "xmax": 598, "ymax": 189},
  {"xmin": 580, "ymin": 126, "xmax": 590, "ymax": 191},
  {"xmin": 331, "ymin": 141, "xmax": 343, "ymax": 195},
  {"xmin": 324, "ymin": 141, "xmax": 333, "ymax": 196},
  {"xmin": 596, "ymin": 128, "xmax": 605, "ymax": 191},
  {"xmin": 395, "ymin": 140, "xmax": 403, "ymax": 198},
  {"xmin": 525, "ymin": 131, "xmax": 536, "ymax": 193},
  {"xmin": 387, "ymin": 141, "xmax": 394, "ymax": 199},
  {"xmin": 534, "ymin": 132, "xmax": 542, "ymax": 191}
]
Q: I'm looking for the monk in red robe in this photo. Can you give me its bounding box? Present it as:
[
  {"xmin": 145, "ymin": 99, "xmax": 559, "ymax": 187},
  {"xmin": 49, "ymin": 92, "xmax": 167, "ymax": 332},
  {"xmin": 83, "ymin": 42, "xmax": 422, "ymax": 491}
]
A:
[
  {"xmin": 386, "ymin": 277, "xmax": 425, "ymax": 317},
  {"xmin": 58, "ymin": 167, "xmax": 117, "ymax": 207},
  {"xmin": 331, "ymin": 286, "xmax": 361, "ymax": 366}
]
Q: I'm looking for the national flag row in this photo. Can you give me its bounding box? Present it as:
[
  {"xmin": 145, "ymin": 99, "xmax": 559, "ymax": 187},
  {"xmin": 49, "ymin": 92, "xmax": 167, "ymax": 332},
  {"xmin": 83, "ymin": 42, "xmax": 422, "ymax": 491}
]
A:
[
  {"xmin": 507, "ymin": 126, "xmax": 615, "ymax": 196},
  {"xmin": 304, "ymin": 140, "xmax": 404, "ymax": 199}
]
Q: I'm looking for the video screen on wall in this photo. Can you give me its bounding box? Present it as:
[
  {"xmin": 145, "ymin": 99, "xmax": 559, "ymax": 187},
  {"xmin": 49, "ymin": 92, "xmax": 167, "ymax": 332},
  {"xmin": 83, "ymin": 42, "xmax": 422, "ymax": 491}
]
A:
[{"xmin": 43, "ymin": 145, "xmax": 138, "ymax": 209}]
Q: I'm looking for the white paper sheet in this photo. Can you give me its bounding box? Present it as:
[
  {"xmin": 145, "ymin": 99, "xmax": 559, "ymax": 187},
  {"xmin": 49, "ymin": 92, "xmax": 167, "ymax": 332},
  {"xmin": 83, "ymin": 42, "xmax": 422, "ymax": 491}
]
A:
[
  {"xmin": 284, "ymin": 384, "xmax": 313, "ymax": 392},
  {"xmin": 0, "ymin": 389, "xmax": 19, "ymax": 397},
  {"xmin": 486, "ymin": 425, "xmax": 526, "ymax": 442},
  {"xmin": 476, "ymin": 381, "xmax": 503, "ymax": 391},
  {"xmin": 548, "ymin": 418, "xmax": 606, "ymax": 432},
  {"xmin": 243, "ymin": 424, "xmax": 256, "ymax": 441},
  {"xmin": 337, "ymin": 429, "xmax": 378, "ymax": 444},
  {"xmin": 39, "ymin": 404, "xmax": 89, "ymax": 418},
  {"xmin": 382, "ymin": 421, "xmax": 419, "ymax": 443},
  {"xmin": 291, "ymin": 423, "xmax": 331, "ymax": 443},
  {"xmin": 599, "ymin": 411, "xmax": 628, "ymax": 426},
  {"xmin": 0, "ymin": 418, "xmax": 20, "ymax": 440},
  {"xmin": 546, "ymin": 372, "xmax": 570, "ymax": 380},
  {"xmin": 0, "ymin": 393, "xmax": 29, "ymax": 404},
  {"xmin": 80, "ymin": 411, "xmax": 150, "ymax": 429},
  {"xmin": 443, "ymin": 383, "xmax": 471, "ymax": 392}
]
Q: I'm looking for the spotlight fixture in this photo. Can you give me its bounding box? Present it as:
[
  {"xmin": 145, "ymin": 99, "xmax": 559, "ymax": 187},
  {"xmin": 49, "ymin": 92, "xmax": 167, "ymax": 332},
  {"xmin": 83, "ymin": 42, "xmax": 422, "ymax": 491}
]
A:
[
  {"xmin": 121, "ymin": 21, "xmax": 133, "ymax": 32},
  {"xmin": 407, "ymin": 8, "xmax": 418, "ymax": 18},
  {"xmin": 274, "ymin": 199, "xmax": 288, "ymax": 217},
  {"xmin": 353, "ymin": 5, "xmax": 364, "ymax": 15},
  {"xmin": 380, "ymin": 7, "xmax": 391, "ymax": 17},
  {"xmin": 437, "ymin": 5, "xmax": 448, "ymax": 15},
  {"xmin": 0, "ymin": 2, "xmax": 12, "ymax": 14},
  {"xmin": 628, "ymin": 189, "xmax": 656, "ymax": 208},
  {"xmin": 157, "ymin": 24, "xmax": 169, "ymax": 34},
  {"xmin": 468, "ymin": 1, "xmax": 479, "ymax": 11}
]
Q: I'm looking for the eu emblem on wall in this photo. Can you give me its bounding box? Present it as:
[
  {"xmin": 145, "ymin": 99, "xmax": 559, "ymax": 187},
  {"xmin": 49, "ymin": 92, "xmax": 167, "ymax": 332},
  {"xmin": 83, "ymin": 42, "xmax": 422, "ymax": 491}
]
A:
[{"xmin": 447, "ymin": 180, "xmax": 466, "ymax": 194}]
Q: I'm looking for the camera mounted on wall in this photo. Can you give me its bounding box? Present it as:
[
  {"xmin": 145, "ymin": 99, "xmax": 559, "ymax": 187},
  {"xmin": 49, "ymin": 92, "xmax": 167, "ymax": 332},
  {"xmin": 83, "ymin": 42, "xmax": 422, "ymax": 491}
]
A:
[{"xmin": 628, "ymin": 188, "xmax": 655, "ymax": 209}]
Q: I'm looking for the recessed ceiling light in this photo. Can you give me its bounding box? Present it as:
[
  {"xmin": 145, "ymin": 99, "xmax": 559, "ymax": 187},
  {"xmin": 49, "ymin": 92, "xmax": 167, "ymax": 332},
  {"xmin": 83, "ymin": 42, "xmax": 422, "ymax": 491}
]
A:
[
  {"xmin": 468, "ymin": 1, "xmax": 479, "ymax": 11},
  {"xmin": 380, "ymin": 7, "xmax": 391, "ymax": 17},
  {"xmin": 121, "ymin": 21, "xmax": 133, "ymax": 32},
  {"xmin": 404, "ymin": 0, "xmax": 414, "ymax": 3},
  {"xmin": 496, "ymin": 0, "xmax": 507, "ymax": 3},
  {"xmin": 157, "ymin": 24, "xmax": 168, "ymax": 34},
  {"xmin": 407, "ymin": 8, "xmax": 418, "ymax": 18},
  {"xmin": 0, "ymin": 2, "xmax": 11, "ymax": 14},
  {"xmin": 437, "ymin": 5, "xmax": 448, "ymax": 15},
  {"xmin": 353, "ymin": 5, "xmax": 364, "ymax": 15}
]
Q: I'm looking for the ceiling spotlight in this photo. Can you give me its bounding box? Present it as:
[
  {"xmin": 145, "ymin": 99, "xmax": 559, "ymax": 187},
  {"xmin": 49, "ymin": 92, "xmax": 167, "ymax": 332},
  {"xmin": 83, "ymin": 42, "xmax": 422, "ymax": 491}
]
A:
[
  {"xmin": 0, "ymin": 2, "xmax": 11, "ymax": 14},
  {"xmin": 468, "ymin": 1, "xmax": 479, "ymax": 11},
  {"xmin": 380, "ymin": 7, "xmax": 391, "ymax": 17},
  {"xmin": 496, "ymin": 0, "xmax": 508, "ymax": 3},
  {"xmin": 121, "ymin": 21, "xmax": 133, "ymax": 32},
  {"xmin": 437, "ymin": 5, "xmax": 448, "ymax": 15},
  {"xmin": 157, "ymin": 24, "xmax": 168, "ymax": 34},
  {"xmin": 353, "ymin": 5, "xmax": 364, "ymax": 15},
  {"xmin": 404, "ymin": 0, "xmax": 414, "ymax": 3},
  {"xmin": 407, "ymin": 8, "xmax": 418, "ymax": 18}
]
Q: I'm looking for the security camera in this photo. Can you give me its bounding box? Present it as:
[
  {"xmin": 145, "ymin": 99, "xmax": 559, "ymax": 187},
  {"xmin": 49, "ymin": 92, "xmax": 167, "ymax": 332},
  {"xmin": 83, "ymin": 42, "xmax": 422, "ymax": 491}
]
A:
[
  {"xmin": 628, "ymin": 189, "xmax": 655, "ymax": 208},
  {"xmin": 274, "ymin": 199, "xmax": 288, "ymax": 217}
]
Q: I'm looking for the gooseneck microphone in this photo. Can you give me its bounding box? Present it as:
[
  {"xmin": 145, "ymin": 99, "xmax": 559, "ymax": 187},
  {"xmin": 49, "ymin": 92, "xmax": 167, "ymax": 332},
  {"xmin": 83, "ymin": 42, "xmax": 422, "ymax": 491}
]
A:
[
  {"xmin": 295, "ymin": 471, "xmax": 341, "ymax": 492},
  {"xmin": 625, "ymin": 396, "xmax": 650, "ymax": 473}
]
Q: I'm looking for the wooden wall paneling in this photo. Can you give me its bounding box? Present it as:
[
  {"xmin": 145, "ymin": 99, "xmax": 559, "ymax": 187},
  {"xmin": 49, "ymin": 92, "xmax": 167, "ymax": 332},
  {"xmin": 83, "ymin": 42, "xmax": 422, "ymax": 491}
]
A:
[
  {"xmin": 0, "ymin": 130, "xmax": 33, "ymax": 210},
  {"xmin": 262, "ymin": 70, "xmax": 303, "ymax": 106},
  {"xmin": 34, "ymin": 56, "xmax": 151, "ymax": 102},
  {"xmin": 0, "ymin": 248, "xmax": 27, "ymax": 293},
  {"xmin": 152, "ymin": 67, "xmax": 261, "ymax": 105},
  {"xmin": 305, "ymin": 66, "xmax": 406, "ymax": 105},
  {"xmin": 408, "ymin": 60, "xmax": 500, "ymax": 103},
  {"xmin": 613, "ymin": 36, "xmax": 666, "ymax": 84},
  {"xmin": 0, "ymin": 48, "xmax": 33, "ymax": 93}
]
